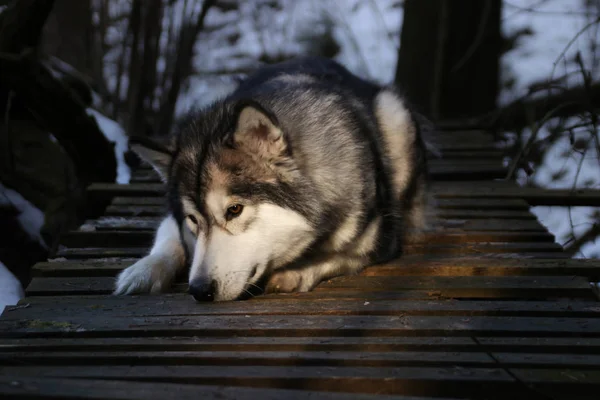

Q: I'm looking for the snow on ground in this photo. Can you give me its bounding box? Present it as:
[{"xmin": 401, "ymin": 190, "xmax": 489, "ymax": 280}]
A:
[
  {"xmin": 0, "ymin": 183, "xmax": 47, "ymax": 309},
  {"xmin": 0, "ymin": 183, "xmax": 47, "ymax": 249},
  {"xmin": 175, "ymin": 0, "xmax": 403, "ymax": 118},
  {"xmin": 87, "ymin": 108, "xmax": 131, "ymax": 184},
  {"xmin": 501, "ymin": 0, "xmax": 600, "ymax": 258},
  {"xmin": 500, "ymin": 0, "xmax": 599, "ymax": 104},
  {"xmin": 0, "ymin": 261, "xmax": 24, "ymax": 313}
]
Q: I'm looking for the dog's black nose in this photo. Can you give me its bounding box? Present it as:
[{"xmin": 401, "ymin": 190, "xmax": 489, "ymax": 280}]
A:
[{"xmin": 188, "ymin": 279, "xmax": 217, "ymax": 302}]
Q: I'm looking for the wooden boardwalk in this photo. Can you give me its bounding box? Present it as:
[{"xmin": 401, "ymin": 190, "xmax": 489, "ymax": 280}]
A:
[{"xmin": 1, "ymin": 129, "xmax": 600, "ymax": 399}]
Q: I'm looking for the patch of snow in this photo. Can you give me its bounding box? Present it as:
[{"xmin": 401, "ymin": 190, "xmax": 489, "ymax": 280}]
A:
[
  {"xmin": 0, "ymin": 261, "xmax": 24, "ymax": 314},
  {"xmin": 86, "ymin": 108, "xmax": 131, "ymax": 184},
  {"xmin": 500, "ymin": 0, "xmax": 599, "ymax": 105},
  {"xmin": 500, "ymin": 0, "xmax": 600, "ymax": 258},
  {"xmin": 0, "ymin": 183, "xmax": 47, "ymax": 249},
  {"xmin": 176, "ymin": 0, "xmax": 403, "ymax": 121},
  {"xmin": 327, "ymin": 0, "xmax": 403, "ymax": 83}
]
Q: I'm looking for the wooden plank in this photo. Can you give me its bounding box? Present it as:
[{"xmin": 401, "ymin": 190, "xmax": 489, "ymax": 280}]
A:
[
  {"xmin": 432, "ymin": 181, "xmax": 600, "ymax": 206},
  {"xmin": 0, "ymin": 366, "xmax": 534, "ymax": 399},
  {"xmin": 58, "ymin": 230, "xmax": 555, "ymax": 248},
  {"xmin": 105, "ymin": 204, "xmax": 166, "ymax": 216},
  {"xmin": 87, "ymin": 183, "xmax": 165, "ymax": 198},
  {"xmin": 130, "ymin": 169, "xmax": 161, "ymax": 183},
  {"xmin": 429, "ymin": 161, "xmax": 506, "ymax": 181},
  {"xmin": 31, "ymin": 257, "xmax": 600, "ymax": 279},
  {"xmin": 0, "ymin": 375, "xmax": 429, "ymax": 400},
  {"xmin": 435, "ymin": 209, "xmax": 536, "ymax": 219},
  {"xmin": 0, "ymin": 337, "xmax": 479, "ymax": 353},
  {"xmin": 79, "ymin": 217, "xmax": 547, "ymax": 233},
  {"xmin": 3, "ymin": 364, "xmax": 600, "ymax": 400},
  {"xmin": 54, "ymin": 248, "xmax": 147, "ymax": 258},
  {"xmin": 80, "ymin": 217, "xmax": 161, "ymax": 231},
  {"xmin": 112, "ymin": 197, "xmax": 165, "ymax": 205},
  {"xmin": 52, "ymin": 242, "xmax": 565, "ymax": 260},
  {"xmin": 22, "ymin": 276, "xmax": 595, "ymax": 298},
  {"xmin": 434, "ymin": 150, "xmax": 505, "ymax": 159},
  {"xmin": 317, "ymin": 275, "xmax": 592, "ymax": 296},
  {"xmin": 435, "ymin": 198, "xmax": 529, "ymax": 210},
  {"xmin": 5, "ymin": 313, "xmax": 600, "ymax": 339},
  {"xmin": 438, "ymin": 219, "xmax": 547, "ymax": 232},
  {"xmin": 4, "ymin": 350, "xmax": 600, "ymax": 371},
  {"xmin": 4, "ymin": 336, "xmax": 600, "ymax": 354},
  {"xmin": 432, "ymin": 130, "xmax": 499, "ymax": 141},
  {"xmin": 0, "ymin": 349, "xmax": 495, "ymax": 367},
  {"xmin": 508, "ymin": 368, "xmax": 600, "ymax": 399},
  {"xmin": 32, "ymin": 260, "xmax": 133, "ymax": 277},
  {"xmin": 361, "ymin": 257, "xmax": 600, "ymax": 279},
  {"xmin": 6, "ymin": 296, "xmax": 600, "ymax": 319},
  {"xmin": 26, "ymin": 277, "xmax": 116, "ymax": 295}
]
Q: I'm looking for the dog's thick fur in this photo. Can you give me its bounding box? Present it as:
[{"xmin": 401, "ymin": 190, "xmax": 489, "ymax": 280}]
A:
[{"xmin": 114, "ymin": 56, "xmax": 430, "ymax": 301}]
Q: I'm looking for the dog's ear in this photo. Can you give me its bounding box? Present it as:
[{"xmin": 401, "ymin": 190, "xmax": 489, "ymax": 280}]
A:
[
  {"xmin": 233, "ymin": 101, "xmax": 288, "ymax": 159},
  {"xmin": 129, "ymin": 136, "xmax": 173, "ymax": 182}
]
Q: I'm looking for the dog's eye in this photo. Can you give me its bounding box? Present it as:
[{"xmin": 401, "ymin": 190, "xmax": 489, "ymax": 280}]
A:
[
  {"xmin": 186, "ymin": 215, "xmax": 199, "ymax": 232},
  {"xmin": 226, "ymin": 204, "xmax": 244, "ymax": 218}
]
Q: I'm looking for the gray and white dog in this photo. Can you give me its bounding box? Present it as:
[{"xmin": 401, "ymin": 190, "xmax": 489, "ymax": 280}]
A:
[{"xmin": 114, "ymin": 56, "xmax": 430, "ymax": 301}]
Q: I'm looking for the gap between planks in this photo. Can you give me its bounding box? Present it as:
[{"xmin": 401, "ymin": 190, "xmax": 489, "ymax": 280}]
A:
[{"xmin": 31, "ymin": 257, "xmax": 600, "ymax": 279}]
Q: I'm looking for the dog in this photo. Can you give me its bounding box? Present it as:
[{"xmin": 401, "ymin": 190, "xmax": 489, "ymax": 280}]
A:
[{"xmin": 114, "ymin": 56, "xmax": 430, "ymax": 301}]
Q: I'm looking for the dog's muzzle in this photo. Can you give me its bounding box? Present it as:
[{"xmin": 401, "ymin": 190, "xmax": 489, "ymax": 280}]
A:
[{"xmin": 189, "ymin": 278, "xmax": 217, "ymax": 302}]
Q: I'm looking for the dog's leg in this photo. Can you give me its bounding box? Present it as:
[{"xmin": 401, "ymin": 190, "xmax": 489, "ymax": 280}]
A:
[
  {"xmin": 265, "ymin": 255, "xmax": 366, "ymax": 294},
  {"xmin": 114, "ymin": 215, "xmax": 185, "ymax": 295}
]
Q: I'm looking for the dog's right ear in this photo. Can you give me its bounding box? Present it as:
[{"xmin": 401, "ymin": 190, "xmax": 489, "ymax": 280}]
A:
[{"xmin": 129, "ymin": 136, "xmax": 173, "ymax": 182}]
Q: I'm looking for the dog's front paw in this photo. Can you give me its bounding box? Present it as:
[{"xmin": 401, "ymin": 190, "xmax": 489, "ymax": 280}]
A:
[
  {"xmin": 113, "ymin": 255, "xmax": 173, "ymax": 295},
  {"xmin": 265, "ymin": 269, "xmax": 317, "ymax": 294}
]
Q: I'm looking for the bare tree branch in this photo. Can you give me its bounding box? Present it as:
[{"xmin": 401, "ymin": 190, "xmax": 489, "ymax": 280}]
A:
[
  {"xmin": 439, "ymin": 82, "xmax": 600, "ymax": 131},
  {"xmin": 564, "ymin": 222, "xmax": 600, "ymax": 257},
  {"xmin": 158, "ymin": 0, "xmax": 217, "ymax": 136}
]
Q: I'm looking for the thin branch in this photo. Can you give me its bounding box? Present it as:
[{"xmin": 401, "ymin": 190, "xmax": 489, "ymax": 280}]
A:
[
  {"xmin": 450, "ymin": 0, "xmax": 492, "ymax": 74},
  {"xmin": 564, "ymin": 221, "xmax": 600, "ymax": 257},
  {"xmin": 550, "ymin": 16, "xmax": 600, "ymax": 82}
]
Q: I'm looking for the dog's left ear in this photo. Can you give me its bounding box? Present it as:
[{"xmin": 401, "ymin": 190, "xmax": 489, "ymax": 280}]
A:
[{"xmin": 233, "ymin": 102, "xmax": 288, "ymax": 159}]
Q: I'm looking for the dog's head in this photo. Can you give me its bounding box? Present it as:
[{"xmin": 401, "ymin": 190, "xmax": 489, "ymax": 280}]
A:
[{"xmin": 130, "ymin": 100, "xmax": 315, "ymax": 301}]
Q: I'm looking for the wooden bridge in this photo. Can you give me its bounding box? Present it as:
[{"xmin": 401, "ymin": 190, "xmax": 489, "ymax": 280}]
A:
[{"xmin": 1, "ymin": 128, "xmax": 600, "ymax": 399}]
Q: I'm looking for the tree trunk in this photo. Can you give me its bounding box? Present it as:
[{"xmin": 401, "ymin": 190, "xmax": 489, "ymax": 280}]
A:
[
  {"xmin": 125, "ymin": 0, "xmax": 143, "ymax": 136},
  {"xmin": 158, "ymin": 0, "xmax": 217, "ymax": 136},
  {"xmin": 395, "ymin": 0, "xmax": 502, "ymax": 121},
  {"xmin": 41, "ymin": 0, "xmax": 94, "ymax": 77},
  {"xmin": 130, "ymin": 0, "xmax": 163, "ymax": 137}
]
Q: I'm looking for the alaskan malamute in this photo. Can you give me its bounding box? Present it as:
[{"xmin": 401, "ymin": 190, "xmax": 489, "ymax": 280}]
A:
[{"xmin": 114, "ymin": 57, "xmax": 430, "ymax": 301}]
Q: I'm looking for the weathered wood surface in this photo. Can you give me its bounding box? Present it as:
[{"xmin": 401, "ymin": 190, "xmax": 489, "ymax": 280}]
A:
[
  {"xmin": 90, "ymin": 180, "xmax": 600, "ymax": 206},
  {"xmin": 2, "ymin": 128, "xmax": 599, "ymax": 399},
  {"xmin": 30, "ymin": 256, "xmax": 600, "ymax": 278},
  {"xmin": 0, "ymin": 375, "xmax": 433, "ymax": 400},
  {"xmin": 60, "ymin": 230, "xmax": 556, "ymax": 248},
  {"xmin": 52, "ymin": 242, "xmax": 566, "ymax": 260},
  {"xmin": 22, "ymin": 275, "xmax": 595, "ymax": 298}
]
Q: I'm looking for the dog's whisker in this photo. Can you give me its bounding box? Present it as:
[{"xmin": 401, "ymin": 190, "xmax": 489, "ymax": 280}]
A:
[{"xmin": 245, "ymin": 282, "xmax": 262, "ymax": 290}]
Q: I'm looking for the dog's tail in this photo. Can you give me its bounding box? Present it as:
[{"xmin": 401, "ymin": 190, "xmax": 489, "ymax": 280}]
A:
[{"xmin": 412, "ymin": 111, "xmax": 442, "ymax": 159}]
